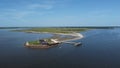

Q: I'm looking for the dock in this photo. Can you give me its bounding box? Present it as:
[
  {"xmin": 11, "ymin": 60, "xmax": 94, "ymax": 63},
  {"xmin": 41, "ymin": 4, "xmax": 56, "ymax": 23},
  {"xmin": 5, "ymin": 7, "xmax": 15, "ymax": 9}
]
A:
[{"xmin": 61, "ymin": 41, "xmax": 82, "ymax": 46}]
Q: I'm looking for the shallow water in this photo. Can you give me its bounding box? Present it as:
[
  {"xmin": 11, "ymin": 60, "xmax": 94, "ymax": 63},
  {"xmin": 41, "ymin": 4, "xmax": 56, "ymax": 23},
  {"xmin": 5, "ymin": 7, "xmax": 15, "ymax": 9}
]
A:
[{"xmin": 0, "ymin": 28, "xmax": 120, "ymax": 68}]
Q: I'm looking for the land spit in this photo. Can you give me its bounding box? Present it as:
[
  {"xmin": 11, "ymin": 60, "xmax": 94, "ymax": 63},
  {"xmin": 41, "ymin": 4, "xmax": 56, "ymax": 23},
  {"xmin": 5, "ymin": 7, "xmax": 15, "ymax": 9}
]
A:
[{"xmin": 24, "ymin": 32, "xmax": 84, "ymax": 49}]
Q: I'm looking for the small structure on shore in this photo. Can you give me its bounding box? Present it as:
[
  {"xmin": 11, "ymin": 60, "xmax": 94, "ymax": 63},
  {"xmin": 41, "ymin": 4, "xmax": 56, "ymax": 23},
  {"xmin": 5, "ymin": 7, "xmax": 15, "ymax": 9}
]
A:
[
  {"xmin": 25, "ymin": 42, "xmax": 29, "ymax": 46},
  {"xmin": 39, "ymin": 39, "xmax": 48, "ymax": 45}
]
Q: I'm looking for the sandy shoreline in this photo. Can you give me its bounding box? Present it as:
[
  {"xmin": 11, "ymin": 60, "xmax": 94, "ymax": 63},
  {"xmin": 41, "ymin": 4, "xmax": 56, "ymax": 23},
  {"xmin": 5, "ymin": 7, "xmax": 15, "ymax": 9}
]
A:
[
  {"xmin": 25, "ymin": 31, "xmax": 84, "ymax": 42},
  {"xmin": 54, "ymin": 33, "xmax": 84, "ymax": 42}
]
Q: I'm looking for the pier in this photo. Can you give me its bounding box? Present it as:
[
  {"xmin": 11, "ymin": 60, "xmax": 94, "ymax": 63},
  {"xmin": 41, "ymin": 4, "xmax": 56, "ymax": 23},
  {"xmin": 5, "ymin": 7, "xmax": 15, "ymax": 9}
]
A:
[{"xmin": 61, "ymin": 41, "xmax": 82, "ymax": 46}]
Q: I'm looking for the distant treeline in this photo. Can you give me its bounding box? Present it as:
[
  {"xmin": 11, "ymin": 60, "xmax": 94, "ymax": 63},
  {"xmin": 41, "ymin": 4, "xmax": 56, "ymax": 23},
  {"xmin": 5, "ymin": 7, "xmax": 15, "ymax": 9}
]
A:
[
  {"xmin": 0, "ymin": 26, "xmax": 120, "ymax": 29},
  {"xmin": 45, "ymin": 26, "xmax": 119, "ymax": 29},
  {"xmin": 0, "ymin": 27, "xmax": 21, "ymax": 29}
]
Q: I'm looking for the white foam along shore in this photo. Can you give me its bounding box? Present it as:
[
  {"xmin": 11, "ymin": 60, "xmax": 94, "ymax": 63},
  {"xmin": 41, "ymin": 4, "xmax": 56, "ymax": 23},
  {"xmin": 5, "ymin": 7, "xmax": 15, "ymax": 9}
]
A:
[{"xmin": 25, "ymin": 31, "xmax": 84, "ymax": 42}]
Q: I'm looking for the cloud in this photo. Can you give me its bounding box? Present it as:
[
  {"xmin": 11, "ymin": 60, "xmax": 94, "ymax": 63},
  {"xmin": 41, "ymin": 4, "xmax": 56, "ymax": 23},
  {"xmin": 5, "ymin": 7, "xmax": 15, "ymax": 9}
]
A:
[
  {"xmin": 0, "ymin": 9, "xmax": 54, "ymax": 24},
  {"xmin": 12, "ymin": 11, "xmax": 34, "ymax": 19},
  {"xmin": 29, "ymin": 0, "xmax": 71, "ymax": 9},
  {"xmin": 0, "ymin": 0, "xmax": 71, "ymax": 23},
  {"xmin": 28, "ymin": 4, "xmax": 53, "ymax": 10},
  {"xmin": 27, "ymin": 0, "xmax": 60, "ymax": 10}
]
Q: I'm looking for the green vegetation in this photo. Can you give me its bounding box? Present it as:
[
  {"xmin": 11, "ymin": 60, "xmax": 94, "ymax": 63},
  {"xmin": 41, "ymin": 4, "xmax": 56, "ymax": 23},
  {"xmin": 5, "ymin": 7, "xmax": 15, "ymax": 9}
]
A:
[
  {"xmin": 28, "ymin": 38, "xmax": 53, "ymax": 45},
  {"xmin": 45, "ymin": 38, "xmax": 53, "ymax": 44},
  {"xmin": 15, "ymin": 27, "xmax": 89, "ymax": 33},
  {"xmin": 29, "ymin": 40, "xmax": 40, "ymax": 45}
]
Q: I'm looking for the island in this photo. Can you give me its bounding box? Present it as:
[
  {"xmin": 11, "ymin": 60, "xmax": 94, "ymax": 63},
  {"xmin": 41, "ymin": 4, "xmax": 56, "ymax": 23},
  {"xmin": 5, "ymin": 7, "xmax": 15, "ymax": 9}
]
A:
[{"xmin": 15, "ymin": 27, "xmax": 89, "ymax": 48}]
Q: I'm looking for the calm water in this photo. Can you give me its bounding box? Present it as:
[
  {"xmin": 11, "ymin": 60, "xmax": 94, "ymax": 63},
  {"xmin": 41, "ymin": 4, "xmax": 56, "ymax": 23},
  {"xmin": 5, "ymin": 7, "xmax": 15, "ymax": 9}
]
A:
[{"xmin": 0, "ymin": 28, "xmax": 120, "ymax": 68}]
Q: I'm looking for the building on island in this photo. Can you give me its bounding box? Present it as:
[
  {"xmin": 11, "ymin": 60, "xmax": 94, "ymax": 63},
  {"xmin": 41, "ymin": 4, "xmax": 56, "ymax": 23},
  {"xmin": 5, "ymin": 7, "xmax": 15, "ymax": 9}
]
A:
[{"xmin": 39, "ymin": 39, "xmax": 48, "ymax": 45}]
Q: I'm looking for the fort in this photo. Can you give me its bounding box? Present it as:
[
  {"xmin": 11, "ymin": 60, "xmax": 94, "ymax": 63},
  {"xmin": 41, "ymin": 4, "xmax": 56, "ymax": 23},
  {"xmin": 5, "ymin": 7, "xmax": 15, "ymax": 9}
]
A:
[{"xmin": 24, "ymin": 33, "xmax": 83, "ymax": 49}]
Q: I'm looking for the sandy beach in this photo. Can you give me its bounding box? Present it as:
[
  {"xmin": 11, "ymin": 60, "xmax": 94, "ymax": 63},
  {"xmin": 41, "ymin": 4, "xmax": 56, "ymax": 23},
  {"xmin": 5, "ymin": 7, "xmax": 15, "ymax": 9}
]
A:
[
  {"xmin": 54, "ymin": 33, "xmax": 84, "ymax": 42},
  {"xmin": 24, "ymin": 31, "xmax": 84, "ymax": 42}
]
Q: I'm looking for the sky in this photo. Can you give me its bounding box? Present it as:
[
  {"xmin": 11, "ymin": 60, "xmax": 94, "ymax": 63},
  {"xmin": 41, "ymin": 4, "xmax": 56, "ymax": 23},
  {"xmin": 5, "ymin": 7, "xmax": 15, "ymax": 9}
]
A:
[{"xmin": 0, "ymin": 0, "xmax": 120, "ymax": 27}]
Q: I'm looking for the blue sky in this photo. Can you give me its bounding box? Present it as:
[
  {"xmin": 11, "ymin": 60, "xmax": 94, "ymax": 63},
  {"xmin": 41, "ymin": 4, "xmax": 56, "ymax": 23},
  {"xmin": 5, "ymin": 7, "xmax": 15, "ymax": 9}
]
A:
[{"xmin": 0, "ymin": 0, "xmax": 120, "ymax": 27}]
